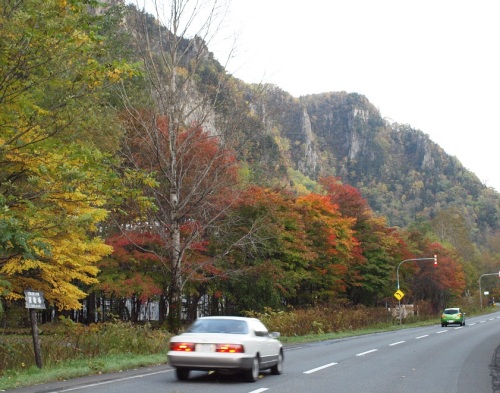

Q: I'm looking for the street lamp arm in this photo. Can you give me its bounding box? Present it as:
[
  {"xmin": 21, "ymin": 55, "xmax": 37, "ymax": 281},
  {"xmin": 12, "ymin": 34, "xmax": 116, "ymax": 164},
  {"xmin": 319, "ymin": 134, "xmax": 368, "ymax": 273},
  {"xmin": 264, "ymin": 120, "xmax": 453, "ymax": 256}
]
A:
[
  {"xmin": 395, "ymin": 256, "xmax": 437, "ymax": 326},
  {"xmin": 478, "ymin": 272, "xmax": 500, "ymax": 308},
  {"xmin": 396, "ymin": 257, "xmax": 437, "ymax": 290}
]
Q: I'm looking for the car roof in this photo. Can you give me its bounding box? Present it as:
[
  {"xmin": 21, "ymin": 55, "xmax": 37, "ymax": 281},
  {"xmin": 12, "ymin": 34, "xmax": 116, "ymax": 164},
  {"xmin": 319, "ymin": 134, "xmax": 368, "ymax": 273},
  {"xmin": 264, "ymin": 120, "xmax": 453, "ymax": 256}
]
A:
[{"xmin": 196, "ymin": 316, "xmax": 257, "ymax": 321}]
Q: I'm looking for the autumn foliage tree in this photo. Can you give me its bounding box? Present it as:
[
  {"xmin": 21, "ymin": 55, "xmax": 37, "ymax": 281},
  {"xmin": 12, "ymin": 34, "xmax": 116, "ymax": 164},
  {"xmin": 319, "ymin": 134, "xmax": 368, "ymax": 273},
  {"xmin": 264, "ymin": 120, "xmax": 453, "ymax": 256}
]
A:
[
  {"xmin": 117, "ymin": 110, "xmax": 239, "ymax": 329},
  {"xmin": 206, "ymin": 186, "xmax": 367, "ymax": 310},
  {"xmin": 0, "ymin": 0, "xmax": 133, "ymax": 310},
  {"xmin": 114, "ymin": 0, "xmax": 245, "ymax": 331},
  {"xmin": 320, "ymin": 177, "xmax": 409, "ymax": 305},
  {"xmin": 404, "ymin": 231, "xmax": 466, "ymax": 310}
]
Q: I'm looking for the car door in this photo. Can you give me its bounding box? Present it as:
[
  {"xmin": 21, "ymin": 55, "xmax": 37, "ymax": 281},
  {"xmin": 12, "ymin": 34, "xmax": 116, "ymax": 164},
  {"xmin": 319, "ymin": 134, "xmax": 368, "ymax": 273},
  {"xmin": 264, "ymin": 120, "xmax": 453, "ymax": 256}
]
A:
[{"xmin": 248, "ymin": 319, "xmax": 279, "ymax": 366}]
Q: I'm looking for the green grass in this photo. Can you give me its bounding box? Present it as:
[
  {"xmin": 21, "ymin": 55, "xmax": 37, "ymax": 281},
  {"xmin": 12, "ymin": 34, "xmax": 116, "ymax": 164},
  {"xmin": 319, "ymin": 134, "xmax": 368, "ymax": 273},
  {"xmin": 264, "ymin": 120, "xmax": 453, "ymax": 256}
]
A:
[{"xmin": 0, "ymin": 353, "xmax": 167, "ymax": 391}]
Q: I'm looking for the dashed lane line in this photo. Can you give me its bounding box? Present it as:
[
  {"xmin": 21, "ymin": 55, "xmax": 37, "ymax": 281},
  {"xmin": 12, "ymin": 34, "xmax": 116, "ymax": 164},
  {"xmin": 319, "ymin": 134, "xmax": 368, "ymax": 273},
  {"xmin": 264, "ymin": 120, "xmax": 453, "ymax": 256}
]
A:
[
  {"xmin": 303, "ymin": 362, "xmax": 339, "ymax": 374},
  {"xmin": 356, "ymin": 349, "xmax": 378, "ymax": 356}
]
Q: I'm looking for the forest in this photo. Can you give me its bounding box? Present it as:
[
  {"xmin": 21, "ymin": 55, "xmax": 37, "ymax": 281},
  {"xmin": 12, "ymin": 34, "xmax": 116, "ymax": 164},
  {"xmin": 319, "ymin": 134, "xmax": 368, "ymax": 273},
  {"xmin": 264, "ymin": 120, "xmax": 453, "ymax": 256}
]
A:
[{"xmin": 1, "ymin": 0, "xmax": 499, "ymax": 333}]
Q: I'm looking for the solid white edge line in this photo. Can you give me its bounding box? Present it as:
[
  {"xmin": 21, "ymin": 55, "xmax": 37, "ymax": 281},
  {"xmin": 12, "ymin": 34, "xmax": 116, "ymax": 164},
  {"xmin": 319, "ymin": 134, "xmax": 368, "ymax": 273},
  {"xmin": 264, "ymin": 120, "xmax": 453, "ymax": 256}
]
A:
[
  {"xmin": 389, "ymin": 341, "xmax": 405, "ymax": 346},
  {"xmin": 47, "ymin": 370, "xmax": 170, "ymax": 392},
  {"xmin": 303, "ymin": 362, "xmax": 338, "ymax": 374},
  {"xmin": 356, "ymin": 349, "xmax": 378, "ymax": 356}
]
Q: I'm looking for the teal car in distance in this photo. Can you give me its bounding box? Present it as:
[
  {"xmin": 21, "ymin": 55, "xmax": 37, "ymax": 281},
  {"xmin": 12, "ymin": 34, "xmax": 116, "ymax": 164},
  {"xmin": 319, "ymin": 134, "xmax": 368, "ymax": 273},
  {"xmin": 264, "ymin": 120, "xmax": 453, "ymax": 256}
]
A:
[{"xmin": 441, "ymin": 308, "xmax": 465, "ymax": 327}]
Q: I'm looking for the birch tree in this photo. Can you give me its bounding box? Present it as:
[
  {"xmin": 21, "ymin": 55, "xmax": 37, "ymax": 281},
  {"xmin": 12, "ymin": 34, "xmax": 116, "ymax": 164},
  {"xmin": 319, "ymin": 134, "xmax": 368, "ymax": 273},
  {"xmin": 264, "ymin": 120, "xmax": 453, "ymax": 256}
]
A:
[{"xmin": 120, "ymin": 0, "xmax": 247, "ymax": 330}]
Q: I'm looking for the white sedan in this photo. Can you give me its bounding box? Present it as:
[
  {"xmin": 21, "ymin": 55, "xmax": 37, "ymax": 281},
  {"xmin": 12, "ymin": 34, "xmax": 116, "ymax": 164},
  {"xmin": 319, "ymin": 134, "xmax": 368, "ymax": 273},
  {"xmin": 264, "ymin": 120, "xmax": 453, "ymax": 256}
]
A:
[{"xmin": 168, "ymin": 316, "xmax": 283, "ymax": 382}]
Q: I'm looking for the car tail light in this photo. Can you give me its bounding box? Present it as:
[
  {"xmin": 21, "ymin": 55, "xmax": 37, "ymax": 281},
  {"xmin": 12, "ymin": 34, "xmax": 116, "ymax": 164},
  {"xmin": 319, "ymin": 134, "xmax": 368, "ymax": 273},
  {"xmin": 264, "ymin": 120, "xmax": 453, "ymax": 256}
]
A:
[
  {"xmin": 170, "ymin": 342, "xmax": 195, "ymax": 352},
  {"xmin": 216, "ymin": 344, "xmax": 244, "ymax": 353}
]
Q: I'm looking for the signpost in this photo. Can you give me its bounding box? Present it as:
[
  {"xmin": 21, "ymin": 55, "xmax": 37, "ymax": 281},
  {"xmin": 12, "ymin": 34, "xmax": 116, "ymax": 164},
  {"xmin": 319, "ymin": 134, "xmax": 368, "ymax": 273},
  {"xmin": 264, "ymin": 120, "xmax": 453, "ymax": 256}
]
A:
[
  {"xmin": 396, "ymin": 256, "xmax": 437, "ymax": 325},
  {"xmin": 24, "ymin": 290, "xmax": 46, "ymax": 368}
]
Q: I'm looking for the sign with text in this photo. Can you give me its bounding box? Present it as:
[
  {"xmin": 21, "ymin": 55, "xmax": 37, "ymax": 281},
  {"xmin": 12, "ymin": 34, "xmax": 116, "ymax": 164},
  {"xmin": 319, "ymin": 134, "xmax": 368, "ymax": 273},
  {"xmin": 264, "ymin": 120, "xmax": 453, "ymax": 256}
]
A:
[{"xmin": 24, "ymin": 290, "xmax": 46, "ymax": 309}]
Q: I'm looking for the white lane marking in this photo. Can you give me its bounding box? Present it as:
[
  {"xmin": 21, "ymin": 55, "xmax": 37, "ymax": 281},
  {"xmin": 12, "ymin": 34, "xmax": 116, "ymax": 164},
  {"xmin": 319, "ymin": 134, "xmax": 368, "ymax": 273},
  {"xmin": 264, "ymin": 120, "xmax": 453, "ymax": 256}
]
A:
[
  {"xmin": 250, "ymin": 389, "xmax": 269, "ymax": 393},
  {"xmin": 469, "ymin": 323, "xmax": 476, "ymax": 326},
  {"xmin": 416, "ymin": 335, "xmax": 429, "ymax": 339},
  {"xmin": 303, "ymin": 362, "xmax": 338, "ymax": 374},
  {"xmin": 454, "ymin": 327, "xmax": 463, "ymax": 330},
  {"xmin": 436, "ymin": 330, "xmax": 447, "ymax": 334},
  {"xmin": 490, "ymin": 318, "xmax": 495, "ymax": 321},
  {"xmin": 480, "ymin": 320, "xmax": 486, "ymax": 323},
  {"xmin": 356, "ymin": 349, "xmax": 378, "ymax": 356},
  {"xmin": 46, "ymin": 370, "xmax": 170, "ymax": 392},
  {"xmin": 389, "ymin": 341, "xmax": 405, "ymax": 346}
]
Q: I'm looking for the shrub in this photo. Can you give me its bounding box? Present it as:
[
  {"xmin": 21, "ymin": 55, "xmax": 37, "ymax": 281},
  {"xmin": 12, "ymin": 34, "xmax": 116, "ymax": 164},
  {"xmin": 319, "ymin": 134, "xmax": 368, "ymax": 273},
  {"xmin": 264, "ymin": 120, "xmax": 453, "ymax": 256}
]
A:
[
  {"xmin": 246, "ymin": 305, "xmax": 393, "ymax": 336},
  {"xmin": 0, "ymin": 319, "xmax": 171, "ymax": 374}
]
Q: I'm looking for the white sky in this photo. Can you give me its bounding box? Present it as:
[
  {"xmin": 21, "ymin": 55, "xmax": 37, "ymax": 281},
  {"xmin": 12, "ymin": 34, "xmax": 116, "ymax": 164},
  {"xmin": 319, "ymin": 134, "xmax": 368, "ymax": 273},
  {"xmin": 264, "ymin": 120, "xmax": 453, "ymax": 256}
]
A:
[{"xmin": 134, "ymin": 0, "xmax": 500, "ymax": 191}]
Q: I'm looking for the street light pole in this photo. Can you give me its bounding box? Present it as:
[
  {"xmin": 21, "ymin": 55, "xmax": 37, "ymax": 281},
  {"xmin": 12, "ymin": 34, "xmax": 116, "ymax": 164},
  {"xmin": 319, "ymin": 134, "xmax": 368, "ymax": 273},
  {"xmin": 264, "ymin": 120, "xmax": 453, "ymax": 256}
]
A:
[
  {"xmin": 396, "ymin": 256, "xmax": 437, "ymax": 325},
  {"xmin": 478, "ymin": 272, "xmax": 500, "ymax": 308}
]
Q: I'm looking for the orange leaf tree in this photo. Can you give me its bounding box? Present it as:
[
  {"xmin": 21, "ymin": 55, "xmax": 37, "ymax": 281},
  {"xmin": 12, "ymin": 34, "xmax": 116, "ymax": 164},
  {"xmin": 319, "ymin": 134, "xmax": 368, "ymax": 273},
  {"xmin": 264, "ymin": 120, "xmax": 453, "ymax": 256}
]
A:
[{"xmin": 320, "ymin": 177, "xmax": 409, "ymax": 305}]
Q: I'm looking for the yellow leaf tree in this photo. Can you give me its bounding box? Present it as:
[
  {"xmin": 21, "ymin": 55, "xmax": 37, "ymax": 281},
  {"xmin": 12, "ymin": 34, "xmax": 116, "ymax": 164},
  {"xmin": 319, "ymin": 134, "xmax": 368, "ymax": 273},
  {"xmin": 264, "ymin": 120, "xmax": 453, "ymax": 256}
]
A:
[{"xmin": 0, "ymin": 0, "xmax": 132, "ymax": 310}]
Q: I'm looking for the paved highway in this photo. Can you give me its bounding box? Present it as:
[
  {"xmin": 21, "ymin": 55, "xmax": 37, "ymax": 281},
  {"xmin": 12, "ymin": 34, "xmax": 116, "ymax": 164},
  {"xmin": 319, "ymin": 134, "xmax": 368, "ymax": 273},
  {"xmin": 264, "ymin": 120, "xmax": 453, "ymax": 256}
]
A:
[{"xmin": 6, "ymin": 311, "xmax": 500, "ymax": 393}]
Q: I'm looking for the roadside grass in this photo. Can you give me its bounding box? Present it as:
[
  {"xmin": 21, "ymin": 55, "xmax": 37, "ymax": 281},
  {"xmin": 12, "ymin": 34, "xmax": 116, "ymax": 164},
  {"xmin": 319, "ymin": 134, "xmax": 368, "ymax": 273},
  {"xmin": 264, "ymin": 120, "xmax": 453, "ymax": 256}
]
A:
[{"xmin": 0, "ymin": 353, "xmax": 167, "ymax": 391}]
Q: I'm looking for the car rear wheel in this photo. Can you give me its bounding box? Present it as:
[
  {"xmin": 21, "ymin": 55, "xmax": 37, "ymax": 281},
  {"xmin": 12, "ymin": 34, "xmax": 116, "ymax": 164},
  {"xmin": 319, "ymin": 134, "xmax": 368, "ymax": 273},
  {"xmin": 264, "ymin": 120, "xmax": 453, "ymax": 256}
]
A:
[
  {"xmin": 176, "ymin": 367, "xmax": 190, "ymax": 381},
  {"xmin": 245, "ymin": 355, "xmax": 260, "ymax": 382},
  {"xmin": 271, "ymin": 350, "xmax": 283, "ymax": 375}
]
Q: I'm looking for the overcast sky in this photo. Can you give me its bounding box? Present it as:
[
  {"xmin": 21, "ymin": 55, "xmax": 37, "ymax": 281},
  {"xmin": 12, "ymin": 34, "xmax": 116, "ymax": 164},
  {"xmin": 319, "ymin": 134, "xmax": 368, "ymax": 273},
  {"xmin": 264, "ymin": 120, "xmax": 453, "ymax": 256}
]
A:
[{"xmin": 135, "ymin": 0, "xmax": 500, "ymax": 191}]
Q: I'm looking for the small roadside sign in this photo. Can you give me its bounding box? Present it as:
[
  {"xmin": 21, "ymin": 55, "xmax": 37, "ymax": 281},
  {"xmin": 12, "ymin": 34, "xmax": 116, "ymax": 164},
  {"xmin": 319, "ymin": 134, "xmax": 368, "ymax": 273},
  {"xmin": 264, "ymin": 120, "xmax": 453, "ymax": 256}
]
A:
[
  {"xmin": 394, "ymin": 289, "xmax": 405, "ymax": 301},
  {"xmin": 24, "ymin": 290, "xmax": 46, "ymax": 309},
  {"xmin": 24, "ymin": 290, "xmax": 45, "ymax": 368}
]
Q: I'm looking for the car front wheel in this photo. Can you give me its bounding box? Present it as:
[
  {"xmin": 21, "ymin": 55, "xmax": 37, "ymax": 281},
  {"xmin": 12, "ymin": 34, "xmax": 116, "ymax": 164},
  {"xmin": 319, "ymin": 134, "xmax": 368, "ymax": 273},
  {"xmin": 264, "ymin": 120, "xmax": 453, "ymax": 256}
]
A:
[
  {"xmin": 245, "ymin": 355, "xmax": 260, "ymax": 382},
  {"xmin": 271, "ymin": 350, "xmax": 283, "ymax": 375}
]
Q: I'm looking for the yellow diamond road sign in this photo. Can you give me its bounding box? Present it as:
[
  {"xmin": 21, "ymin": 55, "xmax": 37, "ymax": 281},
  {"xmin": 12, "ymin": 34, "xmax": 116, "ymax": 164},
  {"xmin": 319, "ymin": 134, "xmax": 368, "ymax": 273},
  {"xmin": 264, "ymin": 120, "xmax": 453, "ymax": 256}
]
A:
[{"xmin": 394, "ymin": 290, "xmax": 405, "ymax": 301}]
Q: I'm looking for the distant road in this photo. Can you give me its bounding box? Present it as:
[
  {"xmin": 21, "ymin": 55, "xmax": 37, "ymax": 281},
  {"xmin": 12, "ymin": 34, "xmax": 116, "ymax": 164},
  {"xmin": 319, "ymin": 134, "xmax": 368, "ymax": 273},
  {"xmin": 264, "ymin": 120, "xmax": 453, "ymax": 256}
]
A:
[{"xmin": 6, "ymin": 311, "xmax": 500, "ymax": 393}]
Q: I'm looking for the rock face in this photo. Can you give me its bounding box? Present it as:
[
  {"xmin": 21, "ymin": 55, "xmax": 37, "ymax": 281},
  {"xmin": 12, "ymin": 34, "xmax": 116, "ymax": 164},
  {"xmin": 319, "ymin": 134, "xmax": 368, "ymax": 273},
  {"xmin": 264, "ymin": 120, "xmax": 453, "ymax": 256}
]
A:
[
  {"xmin": 246, "ymin": 87, "xmax": 499, "ymax": 231},
  {"xmin": 112, "ymin": 3, "xmax": 500, "ymax": 233}
]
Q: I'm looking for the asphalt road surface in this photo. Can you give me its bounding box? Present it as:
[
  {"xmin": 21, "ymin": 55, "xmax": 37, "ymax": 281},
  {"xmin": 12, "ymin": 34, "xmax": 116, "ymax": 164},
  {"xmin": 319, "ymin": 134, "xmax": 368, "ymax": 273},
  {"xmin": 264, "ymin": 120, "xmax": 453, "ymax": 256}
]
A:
[{"xmin": 6, "ymin": 311, "xmax": 500, "ymax": 393}]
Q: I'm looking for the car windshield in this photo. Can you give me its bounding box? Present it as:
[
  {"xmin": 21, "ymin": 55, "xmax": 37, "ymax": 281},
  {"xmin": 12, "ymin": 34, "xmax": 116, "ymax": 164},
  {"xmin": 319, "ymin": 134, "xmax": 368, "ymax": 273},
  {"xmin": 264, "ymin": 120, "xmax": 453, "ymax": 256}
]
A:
[
  {"xmin": 444, "ymin": 309, "xmax": 459, "ymax": 315},
  {"xmin": 187, "ymin": 319, "xmax": 248, "ymax": 334}
]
